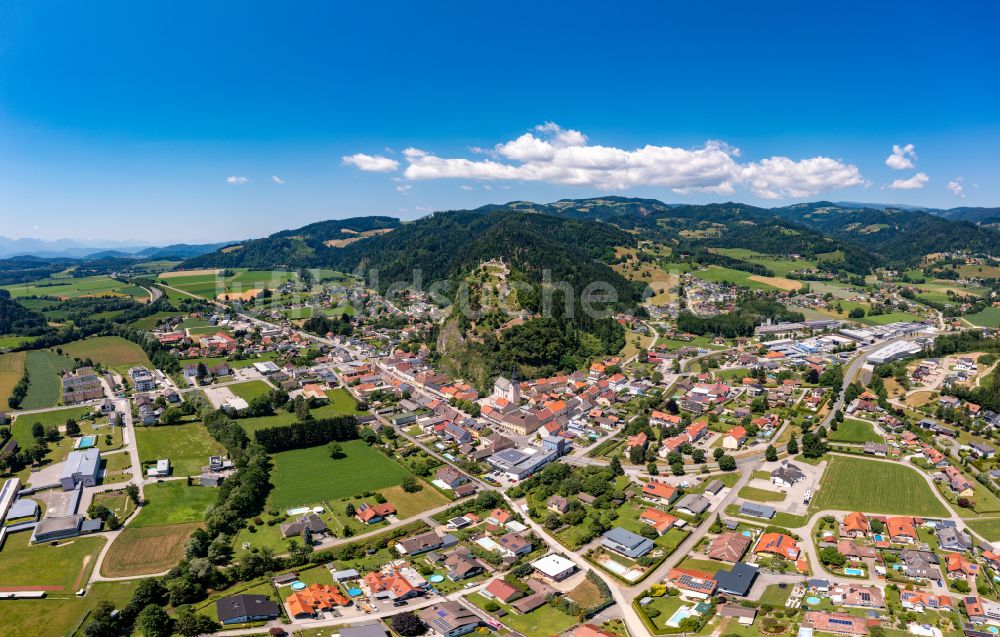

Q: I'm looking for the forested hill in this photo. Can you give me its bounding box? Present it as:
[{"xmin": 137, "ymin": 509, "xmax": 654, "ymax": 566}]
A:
[
  {"xmin": 183, "ymin": 198, "xmax": 1000, "ymax": 281},
  {"xmin": 771, "ymin": 202, "xmax": 1000, "ymax": 265}
]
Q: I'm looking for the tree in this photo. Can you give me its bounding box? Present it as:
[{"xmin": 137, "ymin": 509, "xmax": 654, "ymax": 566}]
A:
[
  {"xmin": 125, "ymin": 483, "xmax": 142, "ymax": 506},
  {"xmin": 401, "ymin": 476, "xmax": 421, "ymax": 493},
  {"xmin": 692, "ymin": 449, "xmax": 706, "ymax": 464},
  {"xmin": 848, "ymin": 307, "xmax": 866, "ymax": 319},
  {"xmin": 175, "ymin": 611, "xmax": 220, "ymax": 637},
  {"xmin": 136, "ymin": 604, "xmax": 174, "ymax": 637},
  {"xmin": 345, "ymin": 502, "xmax": 356, "ymax": 517},
  {"xmin": 390, "ymin": 612, "xmax": 427, "ymax": 636},
  {"xmin": 327, "ymin": 441, "xmax": 344, "ymax": 459},
  {"xmin": 787, "ymin": 435, "xmax": 799, "ymax": 455},
  {"xmin": 65, "ymin": 419, "xmax": 81, "ymax": 436},
  {"xmin": 718, "ymin": 455, "xmax": 737, "ymax": 471},
  {"xmin": 609, "ymin": 456, "xmax": 624, "ymax": 476},
  {"xmin": 671, "ymin": 461, "xmax": 685, "ymax": 476},
  {"xmin": 31, "ymin": 422, "xmax": 44, "ymax": 439},
  {"xmin": 713, "ymin": 448, "xmax": 725, "ymax": 461},
  {"xmin": 801, "ymin": 432, "xmax": 828, "ymax": 459},
  {"xmin": 647, "ymin": 462, "xmax": 659, "ymax": 476},
  {"xmin": 819, "ymin": 547, "xmax": 847, "ymax": 567},
  {"xmin": 765, "ymin": 445, "xmax": 778, "ymax": 462}
]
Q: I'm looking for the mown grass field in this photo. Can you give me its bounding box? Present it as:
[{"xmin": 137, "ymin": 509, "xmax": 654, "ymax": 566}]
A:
[
  {"xmin": 966, "ymin": 307, "xmax": 1000, "ymax": 329},
  {"xmin": 0, "ymin": 580, "xmax": 138, "ymax": 637},
  {"xmin": 1, "ymin": 274, "xmax": 145, "ymax": 300},
  {"xmin": 0, "ymin": 532, "xmax": 105, "ymax": 590},
  {"xmin": 228, "ymin": 380, "xmax": 273, "ymax": 401},
  {"xmin": 11, "ymin": 405, "xmax": 93, "ymax": 447},
  {"xmin": 714, "ymin": 248, "xmax": 818, "ymax": 276},
  {"xmin": 0, "ymin": 335, "xmax": 39, "ymax": 350},
  {"xmin": 691, "ymin": 265, "xmax": 798, "ymax": 292},
  {"xmin": 62, "ymin": 336, "xmax": 151, "ymax": 373},
  {"xmin": 237, "ymin": 387, "xmax": 363, "ymax": 433},
  {"xmin": 134, "ymin": 422, "xmax": 225, "ymax": 476},
  {"xmin": 101, "ymin": 522, "xmax": 202, "ymax": 577},
  {"xmin": 966, "ymin": 518, "xmax": 1000, "ymax": 541},
  {"xmin": 0, "ymin": 351, "xmax": 26, "ymax": 408},
  {"xmin": 132, "ymin": 482, "xmax": 218, "ymax": 528},
  {"xmin": 828, "ymin": 419, "xmax": 883, "ymax": 444},
  {"xmin": 268, "ymin": 440, "xmax": 411, "ymax": 509},
  {"xmin": 21, "ymin": 349, "xmax": 75, "ymax": 409},
  {"xmin": 737, "ymin": 486, "xmax": 786, "ymax": 502},
  {"xmin": 811, "ymin": 455, "xmax": 947, "ymax": 516}
]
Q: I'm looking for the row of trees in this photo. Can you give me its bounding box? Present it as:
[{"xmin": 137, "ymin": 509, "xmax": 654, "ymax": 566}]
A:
[{"xmin": 253, "ymin": 414, "xmax": 359, "ymax": 453}]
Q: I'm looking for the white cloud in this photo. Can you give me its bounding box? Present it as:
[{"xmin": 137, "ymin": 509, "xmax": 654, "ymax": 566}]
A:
[
  {"xmin": 740, "ymin": 156, "xmax": 866, "ymax": 199},
  {"xmin": 459, "ymin": 185, "xmax": 474, "ymax": 191},
  {"xmin": 347, "ymin": 123, "xmax": 864, "ymax": 199},
  {"xmin": 415, "ymin": 206, "xmax": 434, "ymax": 212},
  {"xmin": 341, "ymin": 153, "xmax": 399, "ymax": 173},
  {"xmin": 887, "ymin": 172, "xmax": 929, "ymax": 190},
  {"xmin": 395, "ymin": 184, "xmax": 412, "ymax": 194},
  {"xmin": 947, "ymin": 177, "xmax": 965, "ymax": 198},
  {"xmin": 226, "ymin": 176, "xmax": 248, "ymax": 185},
  {"xmin": 271, "ymin": 175, "xmax": 287, "ymax": 184},
  {"xmin": 885, "ymin": 143, "xmax": 917, "ymax": 170}
]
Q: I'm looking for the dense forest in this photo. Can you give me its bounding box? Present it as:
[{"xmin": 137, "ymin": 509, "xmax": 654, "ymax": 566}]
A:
[{"xmin": 0, "ymin": 292, "xmax": 49, "ymax": 335}]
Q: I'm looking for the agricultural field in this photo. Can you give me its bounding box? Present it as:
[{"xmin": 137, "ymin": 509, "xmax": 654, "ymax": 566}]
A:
[
  {"xmin": 0, "ymin": 351, "xmax": 26, "ymax": 408},
  {"xmin": 132, "ymin": 482, "xmax": 218, "ymax": 528},
  {"xmin": 714, "ymin": 248, "xmax": 818, "ymax": 277},
  {"xmin": 129, "ymin": 310, "xmax": 186, "ymax": 330},
  {"xmin": 101, "ymin": 522, "xmax": 202, "ymax": 577},
  {"xmin": 134, "ymin": 422, "xmax": 226, "ymax": 476},
  {"xmin": 966, "ymin": 518, "xmax": 1000, "ymax": 541},
  {"xmin": 61, "ymin": 335, "xmax": 151, "ymax": 374},
  {"xmin": 958, "ymin": 263, "xmax": 1000, "ymax": 279},
  {"xmin": 157, "ymin": 268, "xmax": 296, "ymax": 300},
  {"xmin": 0, "ymin": 335, "xmax": 40, "ymax": 350},
  {"xmin": 267, "ymin": 440, "xmax": 411, "ymax": 509},
  {"xmin": 858, "ymin": 311, "xmax": 926, "ymax": 326},
  {"xmin": 1, "ymin": 274, "xmax": 146, "ymax": 300},
  {"xmin": 966, "ymin": 307, "xmax": 1000, "ymax": 329},
  {"xmin": 811, "ymin": 455, "xmax": 947, "ymax": 516},
  {"xmin": 20, "ymin": 349, "xmax": 75, "ymax": 409},
  {"xmin": 691, "ymin": 265, "xmax": 800, "ymax": 292},
  {"xmin": 828, "ymin": 419, "xmax": 883, "ymax": 444}
]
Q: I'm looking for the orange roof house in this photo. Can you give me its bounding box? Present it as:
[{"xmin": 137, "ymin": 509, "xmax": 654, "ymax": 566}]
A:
[
  {"xmin": 286, "ymin": 584, "xmax": 351, "ymax": 618},
  {"xmin": 754, "ymin": 533, "xmax": 800, "ymax": 560},
  {"xmin": 842, "ymin": 512, "xmax": 869, "ymax": 537},
  {"xmin": 356, "ymin": 502, "xmax": 396, "ymax": 524},
  {"xmin": 362, "ymin": 571, "xmax": 420, "ymax": 599},
  {"xmin": 638, "ymin": 508, "xmax": 678, "ymax": 535},
  {"xmin": 885, "ymin": 516, "xmax": 917, "ymax": 542},
  {"xmin": 642, "ymin": 480, "xmax": 678, "ymax": 503}
]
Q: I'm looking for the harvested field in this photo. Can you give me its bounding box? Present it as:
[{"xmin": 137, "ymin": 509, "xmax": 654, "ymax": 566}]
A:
[
  {"xmin": 159, "ymin": 269, "xmax": 221, "ymax": 278},
  {"xmin": 101, "ymin": 522, "xmax": 201, "ymax": 577}
]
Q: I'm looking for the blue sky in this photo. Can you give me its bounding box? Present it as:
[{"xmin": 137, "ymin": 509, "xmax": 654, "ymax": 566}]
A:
[{"xmin": 1, "ymin": 1, "xmax": 997, "ymax": 242}]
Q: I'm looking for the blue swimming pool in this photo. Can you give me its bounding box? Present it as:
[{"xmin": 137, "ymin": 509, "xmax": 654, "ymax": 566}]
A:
[
  {"xmin": 78, "ymin": 435, "xmax": 97, "ymax": 449},
  {"xmin": 844, "ymin": 567, "xmax": 865, "ymax": 576},
  {"xmin": 290, "ymin": 581, "xmax": 306, "ymax": 591},
  {"xmin": 742, "ymin": 530, "xmax": 752, "ymax": 537},
  {"xmin": 348, "ymin": 587, "xmax": 363, "ymax": 596},
  {"xmin": 666, "ymin": 607, "xmax": 694, "ymax": 628},
  {"xmin": 429, "ymin": 574, "xmax": 444, "ymax": 583},
  {"xmin": 805, "ymin": 596, "xmax": 821, "ymax": 605},
  {"xmin": 873, "ymin": 534, "xmax": 884, "ymax": 542}
]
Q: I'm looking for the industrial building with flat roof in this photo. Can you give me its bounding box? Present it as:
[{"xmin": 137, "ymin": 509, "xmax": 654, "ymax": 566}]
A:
[{"xmin": 60, "ymin": 448, "xmax": 101, "ymax": 491}]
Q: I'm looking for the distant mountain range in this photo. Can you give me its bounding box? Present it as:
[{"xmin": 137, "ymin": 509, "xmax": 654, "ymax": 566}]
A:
[{"xmin": 0, "ymin": 236, "xmax": 234, "ymax": 260}]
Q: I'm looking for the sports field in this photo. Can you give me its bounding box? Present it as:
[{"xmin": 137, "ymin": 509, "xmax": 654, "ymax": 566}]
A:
[
  {"xmin": 828, "ymin": 419, "xmax": 883, "ymax": 444},
  {"xmin": 0, "ymin": 580, "xmax": 138, "ymax": 637},
  {"xmin": 0, "ymin": 351, "xmax": 26, "ymax": 408},
  {"xmin": 268, "ymin": 440, "xmax": 411, "ymax": 509},
  {"xmin": 134, "ymin": 422, "xmax": 225, "ymax": 476},
  {"xmin": 62, "ymin": 336, "xmax": 152, "ymax": 373},
  {"xmin": 811, "ymin": 455, "xmax": 947, "ymax": 516},
  {"xmin": 132, "ymin": 482, "xmax": 218, "ymax": 528},
  {"xmin": 229, "ymin": 380, "xmax": 272, "ymax": 401},
  {"xmin": 101, "ymin": 522, "xmax": 201, "ymax": 577},
  {"xmin": 1, "ymin": 274, "xmax": 146, "ymax": 300},
  {"xmin": 20, "ymin": 350, "xmax": 75, "ymax": 409},
  {"xmin": 0, "ymin": 532, "xmax": 105, "ymax": 591}
]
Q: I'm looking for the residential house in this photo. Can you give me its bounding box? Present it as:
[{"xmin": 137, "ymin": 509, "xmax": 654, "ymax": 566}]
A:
[{"xmin": 707, "ymin": 532, "xmax": 751, "ymax": 562}]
